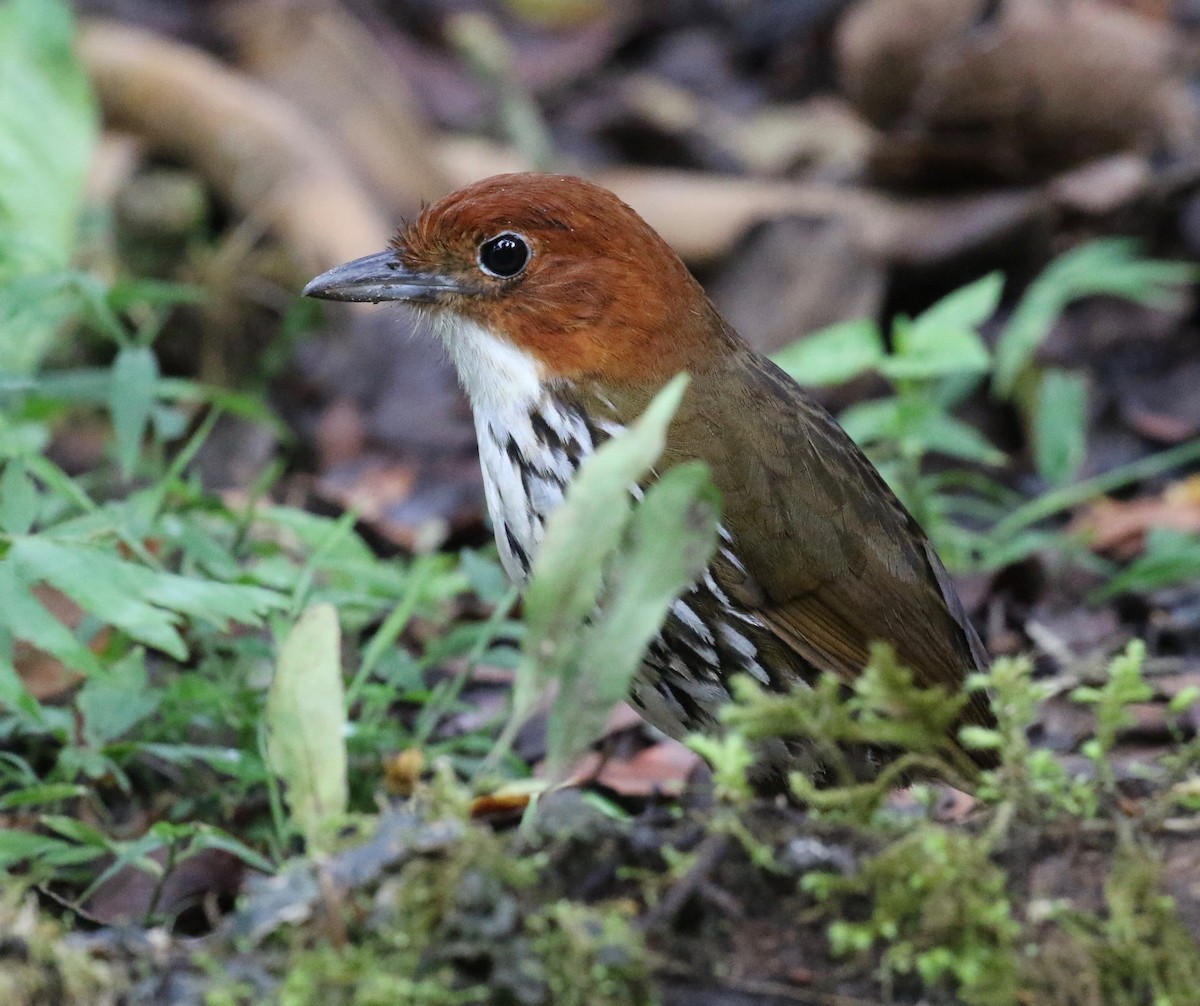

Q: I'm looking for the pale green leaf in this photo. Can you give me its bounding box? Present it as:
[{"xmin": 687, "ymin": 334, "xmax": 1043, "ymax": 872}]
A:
[
  {"xmin": 544, "ymin": 461, "xmax": 720, "ymax": 779},
  {"xmin": 771, "ymin": 319, "xmax": 885, "ymax": 387},
  {"xmin": 908, "ymin": 272, "xmax": 1004, "ymax": 337},
  {"xmin": 266, "ymin": 603, "xmax": 347, "ymax": 852},
  {"xmin": 144, "ymin": 569, "xmax": 285, "ymax": 627},
  {"xmin": 518, "ymin": 374, "xmax": 689, "ymax": 712},
  {"xmin": 915, "ymin": 414, "xmax": 1005, "ymax": 467},
  {"xmin": 110, "ymin": 345, "xmax": 159, "ymax": 476},
  {"xmin": 77, "ymin": 649, "xmax": 160, "ymax": 748},
  {"xmin": 9, "ymin": 538, "xmax": 188, "ymax": 657},
  {"xmin": 994, "ymin": 239, "xmax": 1197, "ymax": 397},
  {"xmin": 0, "ymin": 558, "xmax": 102, "ymax": 675},
  {"xmin": 0, "ymin": 458, "xmax": 38, "ymax": 534},
  {"xmin": 0, "ymin": 0, "xmax": 98, "ymax": 371},
  {"xmin": 1032, "ymin": 369, "xmax": 1088, "ymax": 487},
  {"xmin": 1092, "ymin": 528, "xmax": 1200, "ymax": 601},
  {"xmin": 0, "ymin": 829, "xmax": 80, "ymax": 868},
  {"xmin": 880, "ymin": 328, "xmax": 991, "ymax": 380},
  {"xmin": 837, "ymin": 397, "xmax": 903, "ymax": 448},
  {"xmin": 8, "ymin": 537, "xmax": 284, "ymax": 660},
  {"xmin": 876, "ymin": 274, "xmax": 1000, "ymax": 381}
]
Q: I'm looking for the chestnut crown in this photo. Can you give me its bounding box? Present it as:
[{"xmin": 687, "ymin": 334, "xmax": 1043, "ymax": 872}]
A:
[{"xmin": 304, "ymin": 173, "xmax": 737, "ymax": 383}]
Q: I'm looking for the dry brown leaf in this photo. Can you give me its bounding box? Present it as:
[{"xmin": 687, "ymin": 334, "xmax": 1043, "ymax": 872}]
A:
[
  {"xmin": 568, "ymin": 741, "xmax": 701, "ymax": 798},
  {"xmin": 1071, "ymin": 476, "xmax": 1200, "ymax": 557},
  {"xmin": 437, "ymin": 135, "xmax": 1047, "ymax": 266},
  {"xmin": 223, "ymin": 2, "xmax": 450, "ymax": 216}
]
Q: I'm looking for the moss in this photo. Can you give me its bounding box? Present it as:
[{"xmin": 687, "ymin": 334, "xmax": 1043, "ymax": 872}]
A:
[
  {"xmin": 277, "ymin": 943, "xmax": 480, "ymax": 1006},
  {"xmin": 527, "ymin": 901, "xmax": 657, "ymax": 1006},
  {"xmin": 1024, "ymin": 845, "xmax": 1200, "ymax": 1006},
  {"xmin": 804, "ymin": 825, "xmax": 1020, "ymax": 1006},
  {"xmin": 0, "ymin": 887, "xmax": 124, "ymax": 1006},
  {"xmin": 273, "ymin": 773, "xmax": 654, "ymax": 1006}
]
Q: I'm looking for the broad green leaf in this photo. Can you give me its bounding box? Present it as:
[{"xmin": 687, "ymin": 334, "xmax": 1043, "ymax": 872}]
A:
[
  {"xmin": 10, "ymin": 538, "xmax": 188, "ymax": 658},
  {"xmin": 0, "ymin": 782, "xmax": 86, "ymax": 809},
  {"xmin": 0, "ymin": 828, "xmax": 82, "ymax": 868},
  {"xmin": 0, "ymin": 273, "xmax": 92, "ymax": 361},
  {"xmin": 1092, "ymin": 528, "xmax": 1200, "ymax": 602},
  {"xmin": 0, "ymin": 0, "xmax": 98, "ymax": 371},
  {"xmin": 77, "ymin": 649, "xmax": 160, "ymax": 748},
  {"xmin": 106, "ymin": 277, "xmax": 205, "ymax": 312},
  {"xmin": 110, "ymin": 346, "xmax": 159, "ymax": 476},
  {"xmin": 875, "ymin": 274, "xmax": 999, "ymax": 382},
  {"xmin": 41, "ymin": 814, "xmax": 111, "ymax": 846},
  {"xmin": 908, "ymin": 272, "xmax": 1004, "ymax": 338},
  {"xmin": 880, "ymin": 326, "xmax": 991, "ymax": 380},
  {"xmin": 0, "ymin": 646, "xmax": 66, "ymax": 734},
  {"xmin": 914, "ymin": 414, "xmax": 1005, "ymax": 467},
  {"xmin": 772, "ymin": 319, "xmax": 885, "ymax": 387},
  {"xmin": 1032, "ymin": 369, "xmax": 1088, "ymax": 488},
  {"xmin": 994, "ymin": 239, "xmax": 1197, "ymax": 397},
  {"xmin": 517, "ymin": 374, "xmax": 690, "ymax": 714},
  {"xmin": 266, "ymin": 603, "xmax": 347, "ymax": 852},
  {"xmin": 157, "ymin": 822, "xmax": 274, "ymax": 876},
  {"xmin": 838, "ymin": 397, "xmax": 903, "ymax": 448},
  {"xmin": 0, "ymin": 458, "xmax": 38, "ymax": 534},
  {"xmin": 4, "ymin": 364, "xmax": 112, "ymax": 405},
  {"xmin": 0, "ymin": 558, "xmax": 102, "ymax": 675},
  {"xmin": 543, "ymin": 461, "xmax": 720, "ymax": 779},
  {"xmin": 8, "ymin": 537, "xmax": 284, "ymax": 664},
  {"xmin": 144, "ymin": 569, "xmax": 286, "ymax": 627}
]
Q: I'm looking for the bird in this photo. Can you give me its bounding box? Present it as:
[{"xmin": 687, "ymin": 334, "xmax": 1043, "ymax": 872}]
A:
[{"xmin": 303, "ymin": 172, "xmax": 995, "ymax": 780}]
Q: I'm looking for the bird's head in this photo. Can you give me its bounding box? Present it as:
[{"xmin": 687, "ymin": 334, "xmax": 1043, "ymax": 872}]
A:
[{"xmin": 304, "ymin": 174, "xmax": 734, "ymax": 398}]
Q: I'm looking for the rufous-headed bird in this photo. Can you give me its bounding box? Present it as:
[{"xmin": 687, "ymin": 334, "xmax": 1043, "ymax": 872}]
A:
[{"xmin": 304, "ymin": 173, "xmax": 995, "ymax": 779}]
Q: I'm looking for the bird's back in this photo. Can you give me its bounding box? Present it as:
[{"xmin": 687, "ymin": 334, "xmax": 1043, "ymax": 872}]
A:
[{"xmin": 612, "ymin": 345, "xmax": 996, "ymax": 751}]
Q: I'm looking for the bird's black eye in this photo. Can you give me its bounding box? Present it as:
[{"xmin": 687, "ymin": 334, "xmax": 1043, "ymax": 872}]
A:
[{"xmin": 477, "ymin": 233, "xmax": 529, "ymax": 278}]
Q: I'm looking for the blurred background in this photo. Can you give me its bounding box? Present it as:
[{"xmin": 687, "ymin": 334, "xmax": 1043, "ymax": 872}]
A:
[{"xmin": 56, "ymin": 0, "xmax": 1200, "ymax": 656}]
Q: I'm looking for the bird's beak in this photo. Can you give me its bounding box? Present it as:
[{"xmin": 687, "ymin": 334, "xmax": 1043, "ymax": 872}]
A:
[{"xmin": 302, "ymin": 250, "xmax": 462, "ymax": 304}]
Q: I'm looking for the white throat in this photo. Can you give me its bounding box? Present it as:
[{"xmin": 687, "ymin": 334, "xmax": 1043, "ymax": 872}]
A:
[
  {"xmin": 431, "ymin": 313, "xmax": 607, "ymax": 585},
  {"xmin": 432, "ymin": 313, "xmax": 545, "ymax": 417}
]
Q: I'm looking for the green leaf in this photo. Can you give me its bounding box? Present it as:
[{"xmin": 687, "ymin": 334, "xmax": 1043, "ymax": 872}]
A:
[
  {"xmin": 517, "ymin": 374, "xmax": 690, "ymax": 718},
  {"xmin": 9, "ymin": 538, "xmax": 186, "ymax": 658},
  {"xmin": 0, "ymin": 782, "xmax": 86, "ymax": 809},
  {"xmin": 109, "ymin": 346, "xmax": 160, "ymax": 476},
  {"xmin": 7, "ymin": 537, "xmax": 284, "ymax": 664},
  {"xmin": 1092, "ymin": 528, "xmax": 1200, "ymax": 602},
  {"xmin": 106, "ymin": 278, "xmax": 205, "ymax": 312},
  {"xmin": 771, "ymin": 319, "xmax": 885, "ymax": 387},
  {"xmin": 543, "ymin": 461, "xmax": 720, "ymax": 779},
  {"xmin": 40, "ymin": 814, "xmax": 111, "ymax": 847},
  {"xmin": 0, "ymin": 0, "xmax": 98, "ymax": 371},
  {"xmin": 0, "ymin": 458, "xmax": 38, "ymax": 534},
  {"xmin": 266, "ymin": 603, "xmax": 347, "ymax": 852},
  {"xmin": 884, "ymin": 274, "xmax": 1000, "ymax": 381},
  {"xmin": 915, "ymin": 414, "xmax": 1005, "ymax": 467},
  {"xmin": 880, "ymin": 327, "xmax": 991, "ymax": 380},
  {"xmin": 909, "ymin": 272, "xmax": 1004, "ymax": 337},
  {"xmin": 0, "ymin": 828, "xmax": 86, "ymax": 869},
  {"xmin": 77, "ymin": 649, "xmax": 160, "ymax": 748},
  {"xmin": 0, "ymin": 558, "xmax": 102, "ymax": 675},
  {"xmin": 145, "ymin": 569, "xmax": 286, "ymax": 628},
  {"xmin": 1032, "ymin": 369, "xmax": 1088, "ymax": 488},
  {"xmin": 994, "ymin": 239, "xmax": 1197, "ymax": 397},
  {"xmin": 838, "ymin": 397, "xmax": 903, "ymax": 448}
]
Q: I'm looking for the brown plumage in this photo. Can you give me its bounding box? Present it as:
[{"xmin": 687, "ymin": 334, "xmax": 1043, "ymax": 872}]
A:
[{"xmin": 304, "ymin": 173, "xmax": 995, "ymax": 778}]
